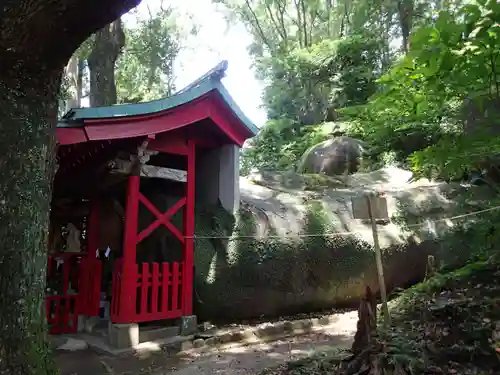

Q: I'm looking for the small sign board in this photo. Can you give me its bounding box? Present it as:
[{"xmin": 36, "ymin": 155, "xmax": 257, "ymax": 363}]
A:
[
  {"xmin": 352, "ymin": 195, "xmax": 389, "ymax": 220},
  {"xmin": 351, "ymin": 192, "xmax": 392, "ymax": 326}
]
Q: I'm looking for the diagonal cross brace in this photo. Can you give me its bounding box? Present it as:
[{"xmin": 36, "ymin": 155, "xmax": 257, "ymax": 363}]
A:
[{"xmin": 137, "ymin": 194, "xmax": 186, "ymax": 244}]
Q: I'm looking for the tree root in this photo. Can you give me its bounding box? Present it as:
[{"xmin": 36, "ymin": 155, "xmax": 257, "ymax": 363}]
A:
[
  {"xmin": 334, "ymin": 342, "xmax": 411, "ymax": 375},
  {"xmin": 334, "ymin": 285, "xmax": 411, "ymax": 375}
]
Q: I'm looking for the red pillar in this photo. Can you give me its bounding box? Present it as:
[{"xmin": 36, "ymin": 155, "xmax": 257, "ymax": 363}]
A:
[
  {"xmin": 118, "ymin": 175, "xmax": 140, "ymax": 322},
  {"xmin": 183, "ymin": 141, "xmax": 196, "ymax": 316}
]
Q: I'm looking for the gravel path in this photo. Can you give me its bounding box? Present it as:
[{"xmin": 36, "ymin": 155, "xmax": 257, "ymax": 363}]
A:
[
  {"xmin": 154, "ymin": 311, "xmax": 357, "ymax": 375},
  {"xmin": 56, "ymin": 310, "xmax": 358, "ymax": 375}
]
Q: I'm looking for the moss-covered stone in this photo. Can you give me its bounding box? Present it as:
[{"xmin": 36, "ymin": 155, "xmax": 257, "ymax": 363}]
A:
[
  {"xmin": 144, "ymin": 169, "xmax": 497, "ymax": 323},
  {"xmin": 192, "ymin": 201, "xmax": 436, "ymax": 322}
]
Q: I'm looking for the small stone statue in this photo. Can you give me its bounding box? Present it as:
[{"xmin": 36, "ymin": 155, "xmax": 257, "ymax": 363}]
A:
[{"xmin": 65, "ymin": 223, "xmax": 81, "ymax": 253}]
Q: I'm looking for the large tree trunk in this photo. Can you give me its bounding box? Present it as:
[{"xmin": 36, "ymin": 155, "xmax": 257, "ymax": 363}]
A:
[
  {"xmin": 88, "ymin": 20, "xmax": 126, "ymax": 107},
  {"xmin": 397, "ymin": 0, "xmax": 413, "ymax": 54},
  {"xmin": 0, "ymin": 1, "xmax": 141, "ymax": 374},
  {"xmin": 0, "ymin": 67, "xmax": 61, "ymax": 375}
]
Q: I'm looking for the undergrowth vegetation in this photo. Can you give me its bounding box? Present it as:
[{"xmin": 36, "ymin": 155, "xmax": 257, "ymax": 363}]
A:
[{"xmin": 262, "ymin": 256, "xmax": 500, "ymax": 374}]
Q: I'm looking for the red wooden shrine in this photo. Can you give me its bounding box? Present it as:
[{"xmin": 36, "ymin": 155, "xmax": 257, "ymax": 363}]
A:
[{"xmin": 47, "ymin": 61, "xmax": 257, "ymax": 334}]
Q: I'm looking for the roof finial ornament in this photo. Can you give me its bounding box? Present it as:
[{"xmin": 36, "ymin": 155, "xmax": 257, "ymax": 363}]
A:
[{"xmin": 175, "ymin": 60, "xmax": 229, "ymax": 95}]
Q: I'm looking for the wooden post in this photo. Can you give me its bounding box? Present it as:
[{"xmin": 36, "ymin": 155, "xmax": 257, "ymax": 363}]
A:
[
  {"xmin": 183, "ymin": 140, "xmax": 196, "ymax": 316},
  {"xmin": 118, "ymin": 174, "xmax": 140, "ymax": 323},
  {"xmin": 366, "ymin": 193, "xmax": 391, "ymax": 326},
  {"xmin": 80, "ymin": 199, "xmax": 101, "ymax": 316},
  {"xmin": 87, "ymin": 200, "xmax": 100, "ymax": 255}
]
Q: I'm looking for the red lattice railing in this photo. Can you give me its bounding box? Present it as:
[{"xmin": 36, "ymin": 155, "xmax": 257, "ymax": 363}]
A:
[
  {"xmin": 111, "ymin": 261, "xmax": 184, "ymax": 323},
  {"xmin": 46, "ymin": 295, "xmax": 79, "ymax": 334},
  {"xmin": 46, "ymin": 253, "xmax": 101, "ymax": 334},
  {"xmin": 46, "ymin": 254, "xmax": 82, "ymax": 334}
]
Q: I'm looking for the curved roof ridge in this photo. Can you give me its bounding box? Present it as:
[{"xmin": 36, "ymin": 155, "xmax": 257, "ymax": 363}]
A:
[
  {"xmin": 58, "ymin": 60, "xmax": 258, "ymax": 136},
  {"xmin": 175, "ymin": 60, "xmax": 228, "ymax": 95}
]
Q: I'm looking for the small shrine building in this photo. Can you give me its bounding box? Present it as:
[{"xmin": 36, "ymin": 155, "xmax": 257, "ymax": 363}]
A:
[{"xmin": 47, "ymin": 61, "xmax": 257, "ymax": 348}]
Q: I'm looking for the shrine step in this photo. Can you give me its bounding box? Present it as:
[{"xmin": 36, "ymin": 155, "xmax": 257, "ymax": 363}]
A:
[{"xmin": 77, "ymin": 331, "xmax": 194, "ymax": 356}]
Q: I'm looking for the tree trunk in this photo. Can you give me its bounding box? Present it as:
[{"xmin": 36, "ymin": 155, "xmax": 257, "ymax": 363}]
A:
[
  {"xmin": 351, "ymin": 286, "xmax": 377, "ymax": 355},
  {"xmin": 398, "ymin": 0, "xmax": 413, "ymax": 54},
  {"xmin": 88, "ymin": 19, "xmax": 126, "ymax": 107},
  {"xmin": 0, "ymin": 1, "xmax": 141, "ymax": 373},
  {"xmin": 0, "ymin": 68, "xmax": 60, "ymax": 375}
]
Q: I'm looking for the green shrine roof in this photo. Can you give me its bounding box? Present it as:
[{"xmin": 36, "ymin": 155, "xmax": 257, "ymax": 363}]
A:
[{"xmin": 58, "ymin": 60, "xmax": 258, "ymax": 136}]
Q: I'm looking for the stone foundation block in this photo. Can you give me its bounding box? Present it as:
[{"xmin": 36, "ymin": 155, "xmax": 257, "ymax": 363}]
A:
[
  {"xmin": 108, "ymin": 323, "xmax": 139, "ymax": 349},
  {"xmin": 179, "ymin": 315, "xmax": 198, "ymax": 336},
  {"xmin": 77, "ymin": 315, "xmax": 87, "ymax": 332}
]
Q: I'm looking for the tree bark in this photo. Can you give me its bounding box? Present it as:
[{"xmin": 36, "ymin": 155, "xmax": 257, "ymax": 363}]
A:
[
  {"xmin": 0, "ymin": 1, "xmax": 141, "ymax": 374},
  {"xmin": 88, "ymin": 20, "xmax": 126, "ymax": 107},
  {"xmin": 398, "ymin": 0, "xmax": 413, "ymax": 54},
  {"xmin": 0, "ymin": 67, "xmax": 60, "ymax": 375}
]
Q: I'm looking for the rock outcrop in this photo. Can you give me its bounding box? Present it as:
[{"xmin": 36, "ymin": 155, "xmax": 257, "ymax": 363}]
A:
[
  {"xmin": 147, "ymin": 167, "xmax": 488, "ymax": 321},
  {"xmin": 297, "ymin": 136, "xmax": 367, "ymax": 176},
  {"xmin": 191, "ymin": 167, "xmax": 487, "ymax": 321}
]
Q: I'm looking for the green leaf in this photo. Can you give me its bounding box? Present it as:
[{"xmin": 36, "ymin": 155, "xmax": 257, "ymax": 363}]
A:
[
  {"xmin": 460, "ymin": 4, "xmax": 482, "ymax": 25},
  {"xmin": 416, "ymin": 101, "xmax": 428, "ymax": 115}
]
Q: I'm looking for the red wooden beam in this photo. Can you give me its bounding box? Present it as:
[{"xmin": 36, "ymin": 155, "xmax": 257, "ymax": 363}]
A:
[
  {"xmin": 210, "ymin": 92, "xmax": 256, "ymax": 140},
  {"xmin": 147, "ymin": 133, "xmax": 189, "ymax": 155},
  {"xmin": 56, "ymin": 92, "xmax": 255, "ymax": 148},
  {"xmin": 118, "ymin": 175, "xmax": 141, "ymax": 323},
  {"xmin": 183, "ymin": 140, "xmax": 196, "ymax": 316},
  {"xmin": 57, "ymin": 128, "xmax": 88, "ymax": 145},
  {"xmin": 83, "ymin": 99, "xmax": 211, "ymax": 141},
  {"xmin": 136, "ymin": 196, "xmax": 186, "ymax": 244},
  {"xmin": 208, "ymin": 94, "xmax": 254, "ymax": 147}
]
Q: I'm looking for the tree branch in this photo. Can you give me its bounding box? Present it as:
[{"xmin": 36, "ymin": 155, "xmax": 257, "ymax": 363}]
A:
[
  {"xmin": 243, "ymin": 0, "xmax": 274, "ymax": 52},
  {"xmin": 264, "ymin": 3, "xmax": 285, "ymax": 44},
  {"xmin": 0, "ymin": 0, "xmax": 141, "ymax": 72}
]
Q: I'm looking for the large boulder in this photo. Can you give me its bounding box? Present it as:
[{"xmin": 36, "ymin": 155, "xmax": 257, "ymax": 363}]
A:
[
  {"xmin": 191, "ymin": 167, "xmax": 487, "ymax": 321},
  {"xmin": 297, "ymin": 136, "xmax": 367, "ymax": 176}
]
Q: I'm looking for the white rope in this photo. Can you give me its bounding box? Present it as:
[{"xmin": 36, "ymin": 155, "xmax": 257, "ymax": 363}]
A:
[{"xmin": 184, "ymin": 204, "xmax": 500, "ymax": 240}]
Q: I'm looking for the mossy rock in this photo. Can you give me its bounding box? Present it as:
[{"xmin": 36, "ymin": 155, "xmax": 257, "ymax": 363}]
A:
[
  {"xmin": 139, "ymin": 177, "xmax": 491, "ymax": 323},
  {"xmin": 247, "ymin": 170, "xmax": 347, "ymax": 191},
  {"xmin": 191, "ymin": 202, "xmax": 437, "ymax": 322},
  {"xmin": 297, "ymin": 136, "xmax": 366, "ymax": 176}
]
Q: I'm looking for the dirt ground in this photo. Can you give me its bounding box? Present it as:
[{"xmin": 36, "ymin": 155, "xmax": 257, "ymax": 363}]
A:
[{"xmin": 56, "ymin": 310, "xmax": 357, "ymax": 375}]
